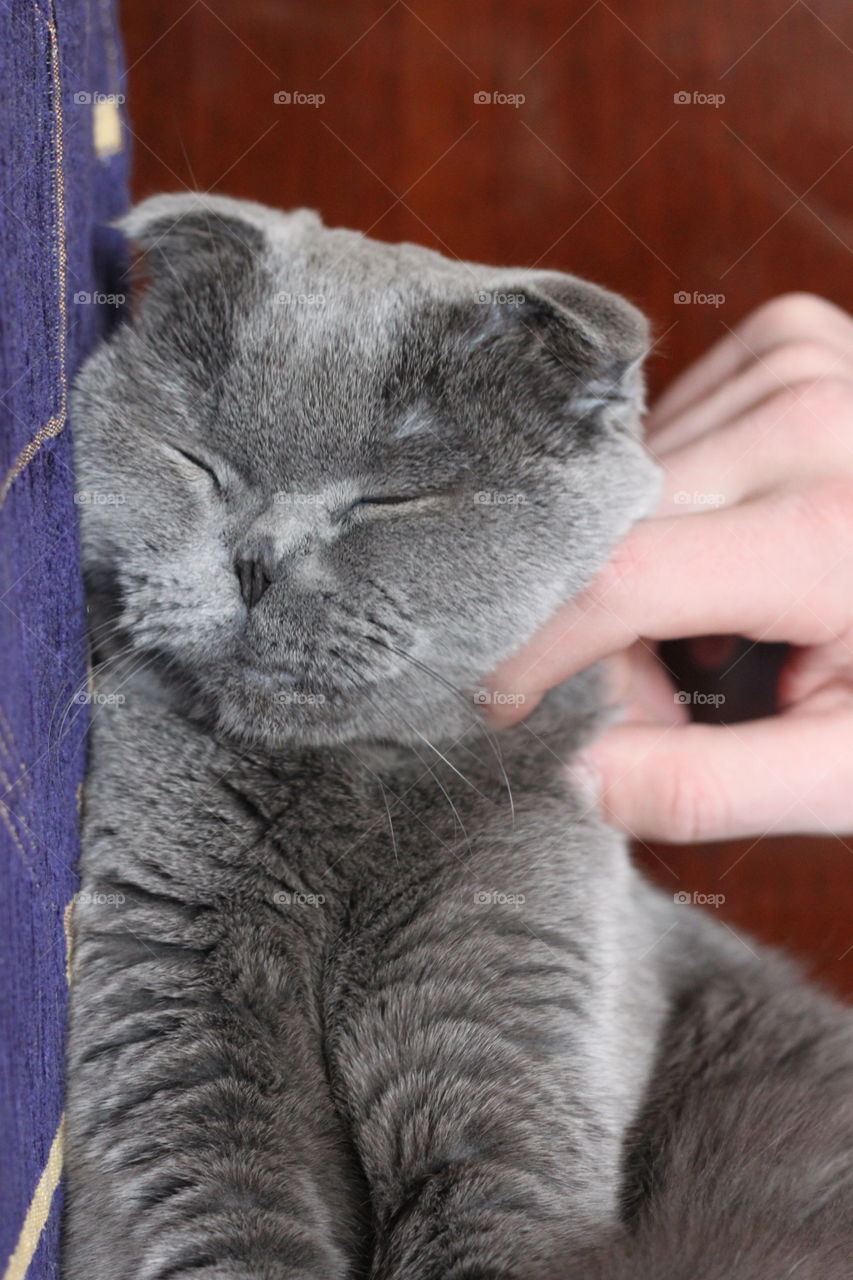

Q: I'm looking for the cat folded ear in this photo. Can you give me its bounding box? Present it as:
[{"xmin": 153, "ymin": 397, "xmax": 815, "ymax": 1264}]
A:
[
  {"xmin": 463, "ymin": 270, "xmax": 649, "ymax": 408},
  {"xmin": 112, "ymin": 194, "xmax": 324, "ymax": 361},
  {"xmin": 115, "ymin": 193, "xmax": 322, "ymax": 282}
]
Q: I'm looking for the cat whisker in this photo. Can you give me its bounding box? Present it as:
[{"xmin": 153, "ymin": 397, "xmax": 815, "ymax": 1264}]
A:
[
  {"xmin": 340, "ymin": 674, "xmax": 478, "ymax": 849},
  {"xmin": 404, "ymin": 736, "xmax": 472, "ymax": 854},
  {"xmin": 51, "ymin": 643, "xmax": 158, "ymax": 752},
  {"xmin": 405, "ymin": 721, "xmax": 486, "ymax": 803},
  {"xmin": 50, "ymin": 644, "xmax": 135, "ymax": 750},
  {"xmin": 369, "ymin": 638, "xmax": 515, "ymax": 824}
]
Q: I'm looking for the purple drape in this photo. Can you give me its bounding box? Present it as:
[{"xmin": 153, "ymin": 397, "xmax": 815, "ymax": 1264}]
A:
[{"xmin": 0, "ymin": 2, "xmax": 129, "ymax": 1274}]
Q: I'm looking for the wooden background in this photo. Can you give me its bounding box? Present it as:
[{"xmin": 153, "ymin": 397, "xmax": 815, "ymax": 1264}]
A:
[{"xmin": 120, "ymin": 0, "xmax": 853, "ymax": 995}]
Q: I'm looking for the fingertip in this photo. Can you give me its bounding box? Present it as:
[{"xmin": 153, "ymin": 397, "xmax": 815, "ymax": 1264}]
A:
[
  {"xmin": 483, "ymin": 689, "xmax": 543, "ymax": 728},
  {"xmin": 575, "ymin": 735, "xmax": 633, "ymax": 830},
  {"xmin": 577, "ymin": 726, "xmax": 682, "ymax": 840},
  {"xmin": 565, "ymin": 751, "xmax": 602, "ymax": 808}
]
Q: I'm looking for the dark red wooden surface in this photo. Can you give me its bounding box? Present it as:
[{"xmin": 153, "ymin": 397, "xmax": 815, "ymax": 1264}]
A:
[{"xmin": 121, "ymin": 0, "xmax": 853, "ymax": 995}]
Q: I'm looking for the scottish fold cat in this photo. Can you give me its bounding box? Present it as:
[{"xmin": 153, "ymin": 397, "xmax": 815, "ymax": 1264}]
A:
[{"xmin": 65, "ymin": 195, "xmax": 853, "ymax": 1279}]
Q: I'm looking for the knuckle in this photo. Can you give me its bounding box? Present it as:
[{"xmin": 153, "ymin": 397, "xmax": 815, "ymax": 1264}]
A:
[
  {"xmin": 757, "ymin": 480, "xmax": 853, "ymax": 645},
  {"xmin": 658, "ymin": 749, "xmax": 729, "ymax": 844},
  {"xmin": 791, "ymin": 374, "xmax": 853, "ymax": 413},
  {"xmin": 804, "ymin": 374, "xmax": 853, "ymax": 415},
  {"xmin": 589, "ymin": 533, "xmax": 646, "ymax": 612},
  {"xmin": 789, "ymin": 475, "xmax": 853, "ymax": 547},
  {"xmin": 762, "ymin": 341, "xmax": 851, "ymax": 387},
  {"xmin": 763, "ymin": 376, "xmax": 853, "ymax": 440}
]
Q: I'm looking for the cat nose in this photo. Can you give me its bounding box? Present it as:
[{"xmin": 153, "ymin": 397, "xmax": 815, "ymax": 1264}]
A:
[{"xmin": 235, "ymin": 554, "xmax": 274, "ymax": 610}]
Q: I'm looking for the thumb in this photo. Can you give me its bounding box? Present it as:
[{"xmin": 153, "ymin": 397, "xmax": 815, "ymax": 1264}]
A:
[{"xmin": 574, "ymin": 713, "xmax": 850, "ymax": 843}]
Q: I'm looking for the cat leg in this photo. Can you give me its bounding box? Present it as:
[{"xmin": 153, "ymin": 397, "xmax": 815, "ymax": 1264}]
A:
[
  {"xmin": 65, "ymin": 882, "xmax": 366, "ymax": 1280},
  {"xmin": 561, "ymin": 924, "xmax": 853, "ymax": 1280},
  {"xmin": 328, "ymin": 826, "xmax": 661, "ymax": 1280}
]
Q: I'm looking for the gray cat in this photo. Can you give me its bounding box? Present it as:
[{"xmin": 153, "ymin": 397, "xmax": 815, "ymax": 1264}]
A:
[{"xmin": 64, "ymin": 194, "xmax": 853, "ymax": 1280}]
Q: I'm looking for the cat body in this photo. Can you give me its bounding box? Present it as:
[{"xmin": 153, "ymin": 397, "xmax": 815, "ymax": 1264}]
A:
[
  {"xmin": 65, "ymin": 195, "xmax": 853, "ymax": 1279},
  {"xmin": 68, "ymin": 682, "xmax": 671, "ymax": 1278}
]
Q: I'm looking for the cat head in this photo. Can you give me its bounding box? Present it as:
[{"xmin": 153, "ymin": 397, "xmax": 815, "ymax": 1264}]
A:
[{"xmin": 73, "ymin": 193, "xmax": 659, "ymax": 749}]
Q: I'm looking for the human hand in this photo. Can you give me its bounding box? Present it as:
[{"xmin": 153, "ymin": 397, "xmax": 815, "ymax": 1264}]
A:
[{"xmin": 489, "ymin": 294, "xmax": 853, "ymax": 843}]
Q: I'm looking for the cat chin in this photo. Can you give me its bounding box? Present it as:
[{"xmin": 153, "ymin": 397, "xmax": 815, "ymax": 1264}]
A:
[{"xmin": 209, "ymin": 678, "xmax": 485, "ymax": 751}]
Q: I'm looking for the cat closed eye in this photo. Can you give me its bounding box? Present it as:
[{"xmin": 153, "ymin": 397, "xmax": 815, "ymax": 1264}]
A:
[
  {"xmin": 170, "ymin": 446, "xmax": 224, "ymax": 494},
  {"xmin": 358, "ymin": 494, "xmax": 423, "ymax": 507},
  {"xmin": 337, "ymin": 493, "xmax": 442, "ymax": 520}
]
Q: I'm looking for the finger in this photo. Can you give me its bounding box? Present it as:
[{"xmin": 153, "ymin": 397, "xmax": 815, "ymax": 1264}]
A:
[
  {"xmin": 650, "ymin": 342, "xmax": 853, "ymax": 458},
  {"xmin": 614, "ymin": 642, "xmax": 687, "ymax": 727},
  {"xmin": 577, "ymin": 708, "xmax": 853, "ymax": 842},
  {"xmin": 487, "ymin": 643, "xmax": 687, "ymax": 730},
  {"xmin": 655, "ymin": 378, "xmax": 853, "ymax": 515},
  {"xmin": 487, "ymin": 689, "xmax": 543, "ymax": 727},
  {"xmin": 780, "ymin": 640, "xmax": 853, "ymax": 707},
  {"xmin": 648, "ymin": 294, "xmax": 853, "ymax": 435},
  {"xmin": 490, "ymin": 485, "xmax": 853, "ymax": 704}
]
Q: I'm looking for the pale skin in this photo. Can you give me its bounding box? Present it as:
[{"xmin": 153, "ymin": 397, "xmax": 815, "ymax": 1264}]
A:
[{"xmin": 490, "ymin": 294, "xmax": 853, "ymax": 844}]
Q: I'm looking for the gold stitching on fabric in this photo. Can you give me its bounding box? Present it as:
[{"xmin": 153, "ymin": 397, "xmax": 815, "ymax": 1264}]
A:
[
  {"xmin": 1, "ymin": 1117, "xmax": 65, "ymax": 1280},
  {"xmin": 64, "ymin": 897, "xmax": 75, "ymax": 984},
  {"xmin": 0, "ymin": 2, "xmax": 69, "ymax": 509}
]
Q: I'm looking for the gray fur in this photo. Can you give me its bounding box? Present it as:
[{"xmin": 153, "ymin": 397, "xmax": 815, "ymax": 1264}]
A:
[{"xmin": 65, "ymin": 195, "xmax": 853, "ymax": 1279}]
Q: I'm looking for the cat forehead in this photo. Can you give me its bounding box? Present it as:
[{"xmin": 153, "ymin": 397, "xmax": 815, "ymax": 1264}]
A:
[
  {"xmin": 264, "ymin": 223, "xmax": 473, "ymax": 289},
  {"xmin": 228, "ymin": 262, "xmax": 463, "ymax": 408},
  {"xmin": 251, "ymin": 228, "xmax": 513, "ymax": 342}
]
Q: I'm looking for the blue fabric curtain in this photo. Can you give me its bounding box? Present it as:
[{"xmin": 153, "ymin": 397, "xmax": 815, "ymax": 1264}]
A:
[{"xmin": 0, "ymin": 2, "xmax": 129, "ymax": 1275}]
